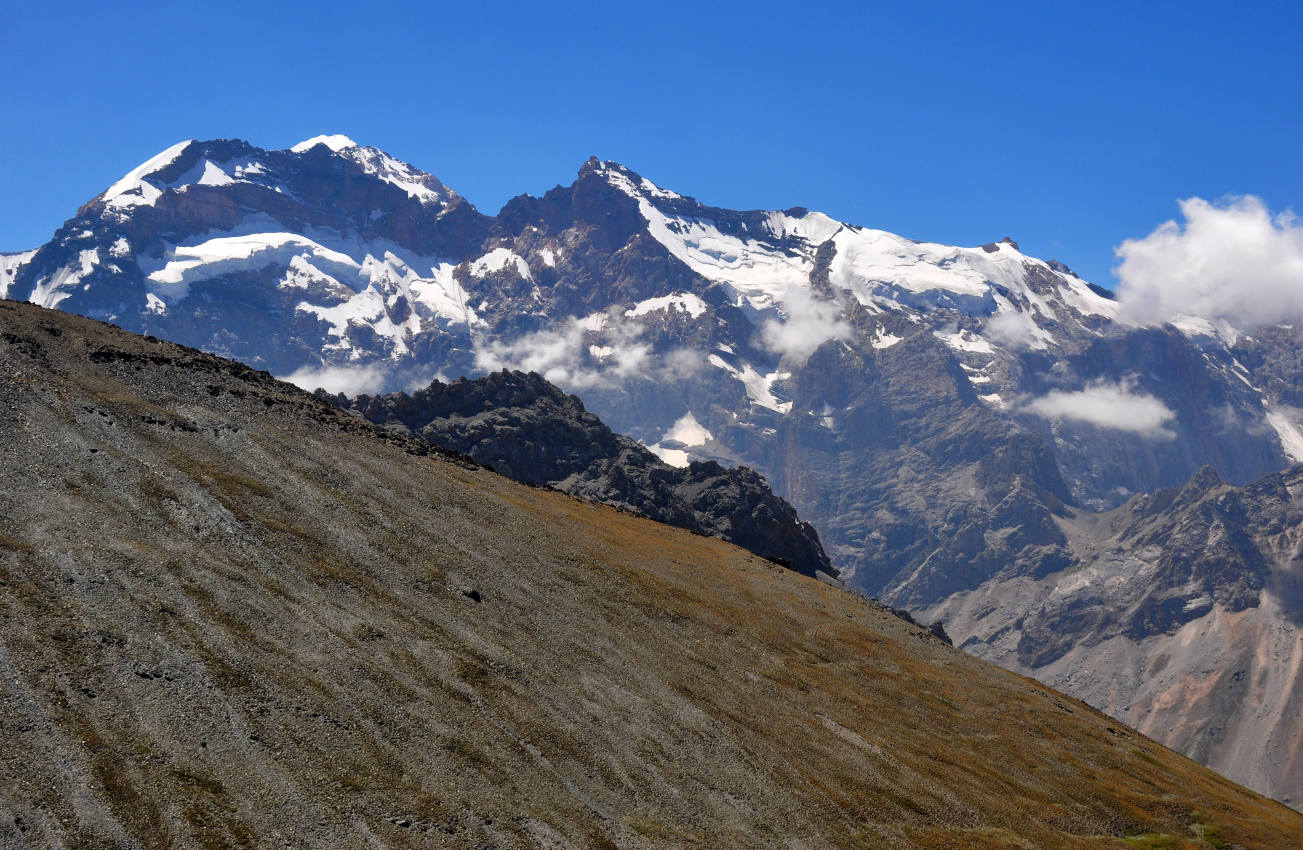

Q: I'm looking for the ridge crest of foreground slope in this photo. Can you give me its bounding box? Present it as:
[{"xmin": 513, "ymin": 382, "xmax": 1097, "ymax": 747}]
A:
[{"xmin": 1, "ymin": 299, "xmax": 1300, "ymax": 848}]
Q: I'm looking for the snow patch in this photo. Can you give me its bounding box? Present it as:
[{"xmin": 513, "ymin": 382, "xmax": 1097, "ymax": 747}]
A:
[
  {"xmin": 708, "ymin": 355, "xmax": 791, "ymax": 413},
  {"xmin": 471, "ymin": 248, "xmax": 532, "ymax": 280},
  {"xmin": 290, "ymin": 136, "xmax": 454, "ymax": 205},
  {"xmin": 595, "ymin": 160, "xmax": 1118, "ymax": 345},
  {"xmin": 871, "ymin": 328, "xmax": 903, "ymax": 349},
  {"xmin": 136, "ymin": 227, "xmax": 478, "ymax": 352},
  {"xmin": 291, "ymin": 134, "xmax": 359, "ymax": 153},
  {"xmin": 934, "ymin": 329, "xmax": 996, "ymax": 354},
  {"xmin": 197, "ymin": 160, "xmax": 234, "ymax": 186},
  {"xmin": 624, "ymin": 292, "xmax": 707, "ymax": 319},
  {"xmin": 101, "ymin": 140, "xmax": 193, "ymax": 209},
  {"xmin": 576, "ymin": 312, "xmax": 607, "ymax": 332},
  {"xmin": 0, "ymin": 250, "xmax": 36, "ymax": 299},
  {"xmin": 1055, "ymin": 274, "xmax": 1118, "ymax": 319},
  {"xmin": 1266, "ymin": 410, "xmax": 1303, "ymax": 463},
  {"xmin": 144, "ymin": 233, "xmax": 359, "ymax": 288},
  {"xmin": 599, "ymin": 165, "xmax": 811, "ymax": 309},
  {"xmin": 29, "ymin": 249, "xmax": 100, "ymax": 308}
]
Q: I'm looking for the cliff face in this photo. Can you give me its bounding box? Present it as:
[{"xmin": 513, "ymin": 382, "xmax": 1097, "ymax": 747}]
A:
[
  {"xmin": 328, "ymin": 369, "xmax": 833, "ymax": 579},
  {"xmin": 4, "ymin": 299, "xmax": 1302, "ymax": 848}
]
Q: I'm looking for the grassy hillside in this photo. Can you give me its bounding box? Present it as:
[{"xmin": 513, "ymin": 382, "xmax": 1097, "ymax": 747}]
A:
[{"xmin": 1, "ymin": 300, "xmax": 1300, "ymax": 848}]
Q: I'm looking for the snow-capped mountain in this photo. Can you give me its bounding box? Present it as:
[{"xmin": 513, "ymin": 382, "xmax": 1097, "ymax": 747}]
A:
[
  {"xmin": 9, "ymin": 136, "xmax": 487, "ymax": 381},
  {"xmin": 10, "ymin": 135, "xmax": 1303, "ymax": 805}
]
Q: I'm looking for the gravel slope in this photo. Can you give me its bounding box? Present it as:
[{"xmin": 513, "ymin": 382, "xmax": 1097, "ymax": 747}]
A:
[{"xmin": 2, "ymin": 300, "xmax": 1301, "ymax": 849}]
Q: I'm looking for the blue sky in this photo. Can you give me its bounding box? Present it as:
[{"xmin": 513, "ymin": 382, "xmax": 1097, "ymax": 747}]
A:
[{"xmin": 2, "ymin": 0, "xmax": 1300, "ymax": 286}]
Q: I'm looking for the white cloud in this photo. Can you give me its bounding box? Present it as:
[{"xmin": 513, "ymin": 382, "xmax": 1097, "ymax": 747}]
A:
[
  {"xmin": 1115, "ymin": 195, "xmax": 1303, "ymax": 328},
  {"xmin": 282, "ymin": 363, "xmax": 388, "ymax": 396},
  {"xmin": 662, "ymin": 347, "xmax": 705, "ymax": 379},
  {"xmin": 474, "ymin": 311, "xmax": 702, "ymax": 391},
  {"xmin": 983, "ymin": 309, "xmax": 1042, "ymax": 349},
  {"xmin": 1021, "ymin": 377, "xmax": 1177, "ymax": 439},
  {"xmin": 760, "ymin": 287, "xmax": 852, "ymax": 362}
]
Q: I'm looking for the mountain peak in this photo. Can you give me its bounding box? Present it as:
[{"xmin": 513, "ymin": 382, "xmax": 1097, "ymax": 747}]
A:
[
  {"xmin": 577, "ymin": 158, "xmax": 685, "ymax": 206},
  {"xmin": 98, "ymin": 139, "xmax": 196, "ymax": 209},
  {"xmin": 577, "ymin": 155, "xmax": 625, "ymax": 178},
  {"xmin": 289, "ymin": 133, "xmax": 360, "ymax": 154}
]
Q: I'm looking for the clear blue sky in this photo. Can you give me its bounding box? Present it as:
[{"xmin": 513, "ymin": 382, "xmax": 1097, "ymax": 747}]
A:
[{"xmin": 3, "ymin": 0, "xmax": 1301, "ymax": 286}]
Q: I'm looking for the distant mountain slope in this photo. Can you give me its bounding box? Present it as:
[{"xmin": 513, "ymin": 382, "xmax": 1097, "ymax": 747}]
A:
[
  {"xmin": 323, "ymin": 369, "xmax": 833, "ymax": 579},
  {"xmin": 928, "ymin": 462, "xmax": 1303, "ymax": 810},
  {"xmin": 4, "ymin": 301, "xmax": 1302, "ymax": 848}
]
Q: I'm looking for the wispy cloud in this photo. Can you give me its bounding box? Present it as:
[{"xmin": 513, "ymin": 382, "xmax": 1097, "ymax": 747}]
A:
[
  {"xmin": 760, "ymin": 287, "xmax": 852, "ymax": 362},
  {"xmin": 983, "ymin": 309, "xmax": 1043, "ymax": 350},
  {"xmin": 474, "ymin": 311, "xmax": 702, "ymax": 390},
  {"xmin": 281, "ymin": 363, "xmax": 388, "ymax": 396},
  {"xmin": 1115, "ymin": 195, "xmax": 1303, "ymax": 328},
  {"xmin": 1021, "ymin": 377, "xmax": 1177, "ymax": 439}
]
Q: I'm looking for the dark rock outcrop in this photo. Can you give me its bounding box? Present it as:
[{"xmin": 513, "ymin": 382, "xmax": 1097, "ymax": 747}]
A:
[{"xmin": 324, "ymin": 370, "xmax": 834, "ymax": 579}]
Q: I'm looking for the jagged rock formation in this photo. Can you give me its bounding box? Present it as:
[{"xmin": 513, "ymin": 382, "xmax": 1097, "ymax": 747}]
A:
[
  {"xmin": 323, "ymin": 369, "xmax": 832, "ymax": 579},
  {"xmin": 5, "ymin": 299, "xmax": 1303, "ymax": 848}
]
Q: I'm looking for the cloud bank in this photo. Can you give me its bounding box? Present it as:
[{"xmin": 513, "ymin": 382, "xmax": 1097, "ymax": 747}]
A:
[
  {"xmin": 1115, "ymin": 195, "xmax": 1303, "ymax": 328},
  {"xmin": 1021, "ymin": 378, "xmax": 1177, "ymax": 439}
]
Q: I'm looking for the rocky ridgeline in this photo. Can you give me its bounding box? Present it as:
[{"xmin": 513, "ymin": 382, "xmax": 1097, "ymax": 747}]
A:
[{"xmin": 322, "ymin": 370, "xmax": 834, "ymax": 579}]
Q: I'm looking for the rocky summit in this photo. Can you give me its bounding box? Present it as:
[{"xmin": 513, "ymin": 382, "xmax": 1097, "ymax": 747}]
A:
[
  {"xmin": 9, "ymin": 135, "xmax": 1303, "ymax": 808},
  {"xmin": 5, "ymin": 299, "xmax": 1303, "ymax": 848}
]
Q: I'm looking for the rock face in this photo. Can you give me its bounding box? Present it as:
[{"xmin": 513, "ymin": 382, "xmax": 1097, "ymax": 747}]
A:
[
  {"xmin": 11, "ymin": 135, "xmax": 1303, "ymax": 807},
  {"xmin": 5, "ymin": 299, "xmax": 1303, "ymax": 849},
  {"xmin": 929, "ymin": 462, "xmax": 1303, "ymax": 807},
  {"xmin": 325, "ymin": 369, "xmax": 833, "ymax": 579}
]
